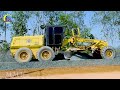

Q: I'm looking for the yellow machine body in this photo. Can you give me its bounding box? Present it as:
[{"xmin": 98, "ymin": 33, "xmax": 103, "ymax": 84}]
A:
[
  {"xmin": 10, "ymin": 35, "xmax": 44, "ymax": 59},
  {"xmin": 62, "ymin": 28, "xmax": 109, "ymax": 53},
  {"xmin": 10, "ymin": 26, "xmax": 115, "ymax": 63}
]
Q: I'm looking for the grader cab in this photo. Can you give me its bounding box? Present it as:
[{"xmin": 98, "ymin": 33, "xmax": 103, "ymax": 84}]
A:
[{"xmin": 10, "ymin": 26, "xmax": 116, "ymax": 63}]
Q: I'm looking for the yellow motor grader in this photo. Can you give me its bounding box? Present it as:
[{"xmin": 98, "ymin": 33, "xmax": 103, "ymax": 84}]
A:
[{"xmin": 10, "ymin": 26, "xmax": 116, "ymax": 63}]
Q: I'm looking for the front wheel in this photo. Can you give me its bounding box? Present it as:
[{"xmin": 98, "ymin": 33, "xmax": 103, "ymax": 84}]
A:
[{"xmin": 101, "ymin": 46, "xmax": 116, "ymax": 59}]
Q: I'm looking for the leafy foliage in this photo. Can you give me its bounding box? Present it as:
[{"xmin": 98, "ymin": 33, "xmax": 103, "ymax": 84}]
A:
[
  {"xmin": 0, "ymin": 41, "xmax": 9, "ymax": 51},
  {"xmin": 0, "ymin": 11, "xmax": 95, "ymax": 45},
  {"xmin": 92, "ymin": 11, "xmax": 120, "ymax": 41},
  {"xmin": 0, "ymin": 12, "xmax": 6, "ymax": 30},
  {"xmin": 12, "ymin": 11, "xmax": 29, "ymax": 36},
  {"xmin": 58, "ymin": 12, "xmax": 94, "ymax": 39},
  {"xmin": 0, "ymin": 11, "xmax": 10, "ymax": 40},
  {"xmin": 58, "ymin": 13, "xmax": 78, "ymax": 37},
  {"xmin": 81, "ymin": 28, "xmax": 95, "ymax": 39}
]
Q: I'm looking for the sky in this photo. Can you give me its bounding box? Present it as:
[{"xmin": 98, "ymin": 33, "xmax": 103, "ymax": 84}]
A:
[
  {"xmin": 84, "ymin": 11, "xmax": 120, "ymax": 48},
  {"xmin": 0, "ymin": 11, "xmax": 120, "ymax": 48}
]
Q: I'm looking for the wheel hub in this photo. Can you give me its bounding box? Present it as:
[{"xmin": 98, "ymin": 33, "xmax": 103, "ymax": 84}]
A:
[
  {"xmin": 19, "ymin": 52, "xmax": 29, "ymax": 60},
  {"xmin": 105, "ymin": 49, "xmax": 113, "ymax": 58},
  {"xmin": 41, "ymin": 50, "xmax": 51, "ymax": 60}
]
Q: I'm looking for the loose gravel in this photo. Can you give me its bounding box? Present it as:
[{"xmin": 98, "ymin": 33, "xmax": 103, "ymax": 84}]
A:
[{"xmin": 0, "ymin": 50, "xmax": 120, "ymax": 70}]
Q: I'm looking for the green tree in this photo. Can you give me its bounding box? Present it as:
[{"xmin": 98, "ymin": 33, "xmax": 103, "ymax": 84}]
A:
[
  {"xmin": 92, "ymin": 11, "xmax": 120, "ymax": 42},
  {"xmin": 26, "ymin": 11, "xmax": 47, "ymax": 35},
  {"xmin": 0, "ymin": 11, "xmax": 10, "ymax": 40},
  {"xmin": 58, "ymin": 13, "xmax": 78, "ymax": 37},
  {"xmin": 12, "ymin": 11, "xmax": 29, "ymax": 36},
  {"xmin": 81, "ymin": 28, "xmax": 95, "ymax": 39},
  {"xmin": 0, "ymin": 12, "xmax": 5, "ymax": 31},
  {"xmin": 58, "ymin": 12, "xmax": 94, "ymax": 39},
  {"xmin": 43, "ymin": 11, "xmax": 60, "ymax": 25},
  {"xmin": 30, "ymin": 11, "xmax": 94, "ymax": 39},
  {"xmin": 32, "ymin": 11, "xmax": 44, "ymax": 35}
]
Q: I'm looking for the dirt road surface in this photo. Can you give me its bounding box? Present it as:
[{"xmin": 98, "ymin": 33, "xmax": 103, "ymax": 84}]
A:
[{"xmin": 1, "ymin": 65, "xmax": 120, "ymax": 79}]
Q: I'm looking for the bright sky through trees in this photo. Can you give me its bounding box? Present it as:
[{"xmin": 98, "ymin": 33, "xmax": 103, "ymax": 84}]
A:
[{"xmin": 0, "ymin": 11, "xmax": 120, "ymax": 48}]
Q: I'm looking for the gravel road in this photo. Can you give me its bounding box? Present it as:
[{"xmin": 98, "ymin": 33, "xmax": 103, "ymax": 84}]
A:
[{"xmin": 0, "ymin": 50, "xmax": 120, "ymax": 70}]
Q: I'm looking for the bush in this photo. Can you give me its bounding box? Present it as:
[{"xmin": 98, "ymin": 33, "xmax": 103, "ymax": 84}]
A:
[{"xmin": 0, "ymin": 41, "xmax": 9, "ymax": 52}]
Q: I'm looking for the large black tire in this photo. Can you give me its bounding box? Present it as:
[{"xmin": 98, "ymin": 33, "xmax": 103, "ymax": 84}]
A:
[
  {"xmin": 15, "ymin": 48, "xmax": 33, "ymax": 63},
  {"xmin": 64, "ymin": 51, "xmax": 72, "ymax": 60},
  {"xmin": 37, "ymin": 46, "xmax": 55, "ymax": 62},
  {"xmin": 101, "ymin": 46, "xmax": 116, "ymax": 59}
]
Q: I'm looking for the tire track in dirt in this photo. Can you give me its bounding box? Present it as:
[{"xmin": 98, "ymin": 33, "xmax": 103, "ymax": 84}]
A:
[
  {"xmin": 2, "ymin": 65, "xmax": 120, "ymax": 79},
  {"xmin": 2, "ymin": 69, "xmax": 45, "ymax": 79}
]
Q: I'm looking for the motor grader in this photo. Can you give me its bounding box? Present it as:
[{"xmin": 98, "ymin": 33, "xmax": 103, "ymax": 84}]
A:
[{"xmin": 10, "ymin": 26, "xmax": 116, "ymax": 63}]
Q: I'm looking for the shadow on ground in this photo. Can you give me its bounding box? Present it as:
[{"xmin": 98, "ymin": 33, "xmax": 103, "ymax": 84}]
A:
[
  {"xmin": 75, "ymin": 52, "xmax": 94, "ymax": 59},
  {"xmin": 30, "ymin": 52, "xmax": 101, "ymax": 62}
]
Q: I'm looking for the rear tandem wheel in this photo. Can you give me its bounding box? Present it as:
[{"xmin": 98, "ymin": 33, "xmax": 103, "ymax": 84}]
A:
[{"xmin": 37, "ymin": 46, "xmax": 55, "ymax": 62}]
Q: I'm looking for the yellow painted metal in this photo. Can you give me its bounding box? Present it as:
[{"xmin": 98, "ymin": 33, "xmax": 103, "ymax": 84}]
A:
[
  {"xmin": 105, "ymin": 49, "xmax": 113, "ymax": 58},
  {"xmin": 10, "ymin": 26, "xmax": 110, "ymax": 61},
  {"xmin": 10, "ymin": 35, "xmax": 44, "ymax": 59},
  {"xmin": 19, "ymin": 51, "xmax": 29, "ymax": 61},
  {"xmin": 40, "ymin": 50, "xmax": 51, "ymax": 60},
  {"xmin": 62, "ymin": 27, "xmax": 108, "ymax": 51},
  {"xmin": 75, "ymin": 37, "xmax": 108, "ymax": 49}
]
